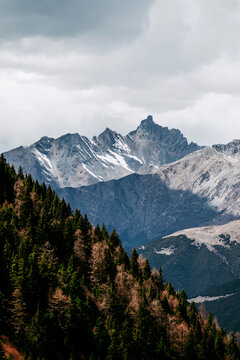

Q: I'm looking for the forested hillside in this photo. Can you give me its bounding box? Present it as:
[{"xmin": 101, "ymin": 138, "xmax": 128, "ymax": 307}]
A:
[{"xmin": 0, "ymin": 155, "xmax": 239, "ymax": 360}]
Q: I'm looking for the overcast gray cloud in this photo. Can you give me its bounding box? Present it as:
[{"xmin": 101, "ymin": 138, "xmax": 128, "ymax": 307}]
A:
[
  {"xmin": 0, "ymin": 0, "xmax": 153, "ymax": 46},
  {"xmin": 1, "ymin": 0, "xmax": 240, "ymax": 153}
]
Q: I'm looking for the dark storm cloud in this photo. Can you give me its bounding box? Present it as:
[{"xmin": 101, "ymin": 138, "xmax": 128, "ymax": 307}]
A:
[{"xmin": 0, "ymin": 0, "xmax": 154, "ymax": 43}]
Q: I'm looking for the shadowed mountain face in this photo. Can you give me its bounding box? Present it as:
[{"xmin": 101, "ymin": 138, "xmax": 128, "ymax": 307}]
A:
[
  {"xmin": 194, "ymin": 279, "xmax": 240, "ymax": 332},
  {"xmin": 58, "ymin": 173, "xmax": 222, "ymax": 247},
  {"xmin": 4, "ymin": 116, "xmax": 200, "ymax": 188},
  {"xmin": 135, "ymin": 220, "xmax": 240, "ymax": 300},
  {"xmin": 58, "ymin": 141, "xmax": 240, "ymax": 247},
  {"xmin": 138, "ymin": 229, "xmax": 240, "ymax": 297}
]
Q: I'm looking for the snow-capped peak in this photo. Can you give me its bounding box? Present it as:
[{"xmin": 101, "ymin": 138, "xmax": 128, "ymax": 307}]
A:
[{"xmin": 4, "ymin": 116, "xmax": 199, "ymax": 188}]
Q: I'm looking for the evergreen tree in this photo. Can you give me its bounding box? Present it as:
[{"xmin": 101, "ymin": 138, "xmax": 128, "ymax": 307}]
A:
[
  {"xmin": 178, "ymin": 289, "xmax": 188, "ymax": 320},
  {"xmin": 227, "ymin": 334, "xmax": 240, "ymax": 360},
  {"xmin": 167, "ymin": 281, "xmax": 175, "ymax": 296},
  {"xmin": 130, "ymin": 249, "xmax": 139, "ymax": 279},
  {"xmin": 142, "ymin": 259, "xmax": 151, "ymax": 281},
  {"xmin": 0, "ymin": 156, "xmax": 234, "ymax": 360},
  {"xmin": 109, "ymin": 229, "xmax": 120, "ymax": 249},
  {"xmin": 0, "ymin": 341, "xmax": 6, "ymax": 360},
  {"xmin": 157, "ymin": 266, "xmax": 164, "ymax": 290},
  {"xmin": 183, "ymin": 330, "xmax": 196, "ymax": 360}
]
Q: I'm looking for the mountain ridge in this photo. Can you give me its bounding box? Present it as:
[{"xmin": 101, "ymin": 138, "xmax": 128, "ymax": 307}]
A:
[{"xmin": 4, "ymin": 116, "xmax": 200, "ymax": 188}]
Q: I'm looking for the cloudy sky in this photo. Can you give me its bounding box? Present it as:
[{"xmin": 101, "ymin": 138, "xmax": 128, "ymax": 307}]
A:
[{"xmin": 1, "ymin": 0, "xmax": 240, "ymax": 153}]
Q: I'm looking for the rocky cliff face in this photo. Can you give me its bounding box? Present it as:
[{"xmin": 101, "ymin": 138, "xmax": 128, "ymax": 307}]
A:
[
  {"xmin": 213, "ymin": 139, "xmax": 240, "ymax": 155},
  {"xmin": 4, "ymin": 115, "xmax": 200, "ymax": 188}
]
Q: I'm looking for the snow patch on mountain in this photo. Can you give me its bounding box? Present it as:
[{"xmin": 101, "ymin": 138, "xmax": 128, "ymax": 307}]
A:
[
  {"xmin": 33, "ymin": 149, "xmax": 52, "ymax": 171},
  {"xmin": 113, "ymin": 138, "xmax": 131, "ymax": 153},
  {"xmin": 154, "ymin": 245, "xmax": 176, "ymax": 255},
  {"xmin": 189, "ymin": 293, "xmax": 235, "ymax": 303},
  {"xmin": 82, "ymin": 164, "xmax": 103, "ymax": 181},
  {"xmin": 165, "ymin": 220, "xmax": 240, "ymax": 252}
]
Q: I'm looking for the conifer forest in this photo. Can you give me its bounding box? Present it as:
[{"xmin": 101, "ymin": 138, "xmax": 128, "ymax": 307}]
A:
[{"xmin": 0, "ymin": 155, "xmax": 239, "ymax": 359}]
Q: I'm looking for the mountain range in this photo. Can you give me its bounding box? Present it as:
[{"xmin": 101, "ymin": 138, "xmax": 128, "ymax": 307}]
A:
[
  {"xmin": 4, "ymin": 115, "xmax": 240, "ymax": 331},
  {"xmin": 58, "ymin": 142, "xmax": 240, "ymax": 247},
  {"xmin": 4, "ymin": 115, "xmax": 199, "ymax": 188}
]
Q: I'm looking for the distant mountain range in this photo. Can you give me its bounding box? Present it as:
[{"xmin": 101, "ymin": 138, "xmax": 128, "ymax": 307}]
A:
[
  {"xmin": 4, "ymin": 115, "xmax": 199, "ymax": 188},
  {"xmin": 4, "ymin": 115, "xmax": 240, "ymax": 325}
]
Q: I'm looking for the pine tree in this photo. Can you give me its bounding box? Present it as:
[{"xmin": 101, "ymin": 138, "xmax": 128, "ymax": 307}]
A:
[
  {"xmin": 117, "ymin": 249, "xmax": 130, "ymax": 270},
  {"xmin": 157, "ymin": 266, "xmax": 164, "ymax": 290},
  {"xmin": 142, "ymin": 259, "xmax": 151, "ymax": 281},
  {"xmin": 130, "ymin": 249, "xmax": 139, "ymax": 279},
  {"xmin": 109, "ymin": 229, "xmax": 120, "ymax": 249},
  {"xmin": 178, "ymin": 289, "xmax": 188, "ymax": 320},
  {"xmin": 101, "ymin": 223, "xmax": 108, "ymax": 240},
  {"xmin": 167, "ymin": 281, "xmax": 175, "ymax": 296},
  {"xmin": 183, "ymin": 330, "xmax": 196, "ymax": 360},
  {"xmin": 0, "ymin": 340, "xmax": 5, "ymax": 360},
  {"xmin": 94, "ymin": 316, "xmax": 110, "ymax": 359},
  {"xmin": 17, "ymin": 165, "xmax": 24, "ymax": 180},
  {"xmin": 227, "ymin": 334, "xmax": 240, "ymax": 360},
  {"xmin": 134, "ymin": 304, "xmax": 158, "ymax": 359},
  {"xmin": 102, "ymin": 249, "xmax": 117, "ymax": 283},
  {"xmin": 189, "ymin": 301, "xmax": 198, "ymax": 325}
]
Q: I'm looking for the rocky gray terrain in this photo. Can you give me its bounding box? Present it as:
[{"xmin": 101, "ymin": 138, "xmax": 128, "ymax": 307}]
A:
[
  {"xmin": 4, "ymin": 115, "xmax": 199, "ymax": 188},
  {"xmin": 155, "ymin": 142, "xmax": 240, "ymax": 217}
]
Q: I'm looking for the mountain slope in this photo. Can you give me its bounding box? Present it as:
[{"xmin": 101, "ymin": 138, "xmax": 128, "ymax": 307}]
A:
[
  {"xmin": 188, "ymin": 279, "xmax": 240, "ymax": 332},
  {"xmin": 56, "ymin": 139, "xmax": 240, "ymax": 247},
  {"xmin": 138, "ymin": 220, "xmax": 240, "ymax": 297},
  {"xmin": 1, "ymin": 155, "xmax": 237, "ymax": 359},
  {"xmin": 4, "ymin": 116, "xmax": 200, "ymax": 188},
  {"xmin": 165, "ymin": 219, "xmax": 240, "ymax": 250},
  {"xmin": 58, "ymin": 173, "xmax": 220, "ymax": 247},
  {"xmin": 155, "ymin": 143, "xmax": 240, "ymax": 217}
]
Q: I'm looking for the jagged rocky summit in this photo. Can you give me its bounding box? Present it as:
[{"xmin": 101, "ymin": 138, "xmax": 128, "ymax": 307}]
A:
[{"xmin": 4, "ymin": 115, "xmax": 200, "ymax": 188}]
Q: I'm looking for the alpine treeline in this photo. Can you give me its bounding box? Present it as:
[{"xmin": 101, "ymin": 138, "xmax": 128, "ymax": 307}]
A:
[{"xmin": 0, "ymin": 154, "xmax": 239, "ymax": 359}]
